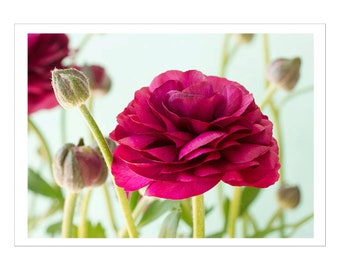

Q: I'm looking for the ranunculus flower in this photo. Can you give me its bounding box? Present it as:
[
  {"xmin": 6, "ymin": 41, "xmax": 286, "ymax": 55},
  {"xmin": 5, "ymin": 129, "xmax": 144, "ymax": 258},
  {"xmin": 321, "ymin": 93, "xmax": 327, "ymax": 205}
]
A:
[
  {"xmin": 110, "ymin": 70, "xmax": 280, "ymax": 200},
  {"xmin": 28, "ymin": 34, "xmax": 69, "ymax": 115}
]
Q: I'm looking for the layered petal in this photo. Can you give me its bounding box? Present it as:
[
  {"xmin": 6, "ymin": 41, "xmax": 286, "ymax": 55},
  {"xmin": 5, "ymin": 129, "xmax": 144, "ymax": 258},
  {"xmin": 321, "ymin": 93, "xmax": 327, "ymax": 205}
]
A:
[{"xmin": 110, "ymin": 70, "xmax": 280, "ymax": 200}]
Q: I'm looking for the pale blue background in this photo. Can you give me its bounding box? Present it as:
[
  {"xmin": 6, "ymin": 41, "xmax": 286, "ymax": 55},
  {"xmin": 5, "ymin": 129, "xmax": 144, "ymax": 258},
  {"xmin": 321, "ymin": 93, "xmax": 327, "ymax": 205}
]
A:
[{"xmin": 28, "ymin": 33, "xmax": 314, "ymax": 238}]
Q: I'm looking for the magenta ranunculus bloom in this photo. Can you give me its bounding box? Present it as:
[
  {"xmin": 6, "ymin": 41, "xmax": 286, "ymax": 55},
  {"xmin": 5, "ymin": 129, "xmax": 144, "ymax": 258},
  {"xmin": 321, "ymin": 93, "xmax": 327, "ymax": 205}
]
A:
[
  {"xmin": 28, "ymin": 34, "xmax": 69, "ymax": 115},
  {"xmin": 110, "ymin": 70, "xmax": 280, "ymax": 200}
]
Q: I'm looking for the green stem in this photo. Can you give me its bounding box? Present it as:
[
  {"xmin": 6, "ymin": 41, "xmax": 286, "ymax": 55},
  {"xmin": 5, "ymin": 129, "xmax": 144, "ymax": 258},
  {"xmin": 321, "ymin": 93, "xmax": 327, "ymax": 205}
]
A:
[
  {"xmin": 78, "ymin": 189, "xmax": 92, "ymax": 238},
  {"xmin": 251, "ymin": 213, "xmax": 313, "ymax": 238},
  {"xmin": 62, "ymin": 191, "xmax": 78, "ymax": 238},
  {"xmin": 242, "ymin": 214, "xmax": 248, "ymax": 238},
  {"xmin": 286, "ymin": 213, "xmax": 313, "ymax": 237},
  {"xmin": 217, "ymin": 182, "xmax": 225, "ymax": 219},
  {"xmin": 28, "ymin": 117, "xmax": 53, "ymax": 175},
  {"xmin": 278, "ymin": 85, "xmax": 314, "ymax": 109},
  {"xmin": 219, "ymin": 34, "xmax": 239, "ymax": 77},
  {"xmin": 279, "ymin": 211, "xmax": 286, "ymax": 237},
  {"xmin": 70, "ymin": 34, "xmax": 95, "ymax": 64},
  {"xmin": 262, "ymin": 33, "xmax": 286, "ymax": 236},
  {"xmin": 262, "ymin": 34, "xmax": 270, "ymax": 84},
  {"xmin": 227, "ymin": 186, "xmax": 242, "ymax": 238},
  {"xmin": 102, "ymin": 184, "xmax": 119, "ymax": 236},
  {"xmin": 28, "ymin": 203, "xmax": 61, "ymax": 233},
  {"xmin": 264, "ymin": 207, "xmax": 283, "ymax": 231},
  {"xmin": 119, "ymin": 196, "xmax": 151, "ymax": 238},
  {"xmin": 259, "ymin": 83, "xmax": 277, "ymax": 109},
  {"xmin": 244, "ymin": 211, "xmax": 258, "ymax": 234},
  {"xmin": 220, "ymin": 34, "xmax": 231, "ymax": 77},
  {"xmin": 78, "ymin": 104, "xmax": 138, "ymax": 238},
  {"xmin": 60, "ymin": 109, "xmax": 67, "ymax": 144},
  {"xmin": 192, "ymin": 194, "xmax": 205, "ymax": 238},
  {"xmin": 269, "ymin": 103, "xmax": 284, "ymax": 183}
]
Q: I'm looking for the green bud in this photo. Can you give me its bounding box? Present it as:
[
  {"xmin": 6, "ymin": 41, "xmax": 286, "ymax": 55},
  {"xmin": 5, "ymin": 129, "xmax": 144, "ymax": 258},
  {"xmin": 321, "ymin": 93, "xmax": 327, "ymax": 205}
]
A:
[
  {"xmin": 52, "ymin": 142, "xmax": 108, "ymax": 192},
  {"xmin": 266, "ymin": 57, "xmax": 301, "ymax": 91},
  {"xmin": 276, "ymin": 184, "xmax": 301, "ymax": 209},
  {"xmin": 51, "ymin": 68, "xmax": 90, "ymax": 109}
]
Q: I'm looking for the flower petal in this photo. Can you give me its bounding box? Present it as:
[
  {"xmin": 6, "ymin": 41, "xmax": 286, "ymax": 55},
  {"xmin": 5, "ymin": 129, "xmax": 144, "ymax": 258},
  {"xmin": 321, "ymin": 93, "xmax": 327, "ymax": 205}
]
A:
[{"xmin": 145, "ymin": 177, "xmax": 220, "ymax": 200}]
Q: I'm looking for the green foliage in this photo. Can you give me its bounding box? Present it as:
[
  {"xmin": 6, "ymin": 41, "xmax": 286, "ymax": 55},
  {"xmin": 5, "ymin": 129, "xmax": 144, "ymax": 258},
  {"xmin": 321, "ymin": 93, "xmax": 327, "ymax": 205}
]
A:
[
  {"xmin": 138, "ymin": 200, "xmax": 179, "ymax": 228},
  {"xmin": 239, "ymin": 187, "xmax": 261, "ymax": 217},
  {"xmin": 129, "ymin": 191, "xmax": 141, "ymax": 211},
  {"xmin": 158, "ymin": 207, "xmax": 182, "ymax": 238},
  {"xmin": 28, "ymin": 167, "xmax": 63, "ymax": 202},
  {"xmin": 84, "ymin": 221, "xmax": 106, "ymax": 238},
  {"xmin": 46, "ymin": 221, "xmax": 106, "ymax": 238}
]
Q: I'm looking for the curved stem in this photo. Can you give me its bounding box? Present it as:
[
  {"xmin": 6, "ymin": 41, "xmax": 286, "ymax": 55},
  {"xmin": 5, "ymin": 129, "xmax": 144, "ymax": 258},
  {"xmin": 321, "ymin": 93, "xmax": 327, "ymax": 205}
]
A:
[
  {"xmin": 119, "ymin": 196, "xmax": 151, "ymax": 238},
  {"xmin": 220, "ymin": 34, "xmax": 231, "ymax": 77},
  {"xmin": 102, "ymin": 184, "xmax": 119, "ymax": 236},
  {"xmin": 28, "ymin": 202, "xmax": 61, "ymax": 233},
  {"xmin": 78, "ymin": 104, "xmax": 138, "ymax": 238},
  {"xmin": 62, "ymin": 191, "xmax": 78, "ymax": 238},
  {"xmin": 259, "ymin": 83, "xmax": 277, "ymax": 109},
  {"xmin": 278, "ymin": 85, "xmax": 314, "ymax": 109},
  {"xmin": 78, "ymin": 189, "xmax": 92, "ymax": 238},
  {"xmin": 192, "ymin": 194, "xmax": 205, "ymax": 238},
  {"xmin": 269, "ymin": 103, "xmax": 284, "ymax": 183},
  {"xmin": 262, "ymin": 34, "xmax": 270, "ymax": 83},
  {"xmin": 219, "ymin": 35, "xmax": 240, "ymax": 77},
  {"xmin": 28, "ymin": 117, "xmax": 53, "ymax": 175},
  {"xmin": 217, "ymin": 182, "xmax": 225, "ymax": 220},
  {"xmin": 227, "ymin": 186, "xmax": 242, "ymax": 238},
  {"xmin": 264, "ymin": 207, "xmax": 283, "ymax": 231}
]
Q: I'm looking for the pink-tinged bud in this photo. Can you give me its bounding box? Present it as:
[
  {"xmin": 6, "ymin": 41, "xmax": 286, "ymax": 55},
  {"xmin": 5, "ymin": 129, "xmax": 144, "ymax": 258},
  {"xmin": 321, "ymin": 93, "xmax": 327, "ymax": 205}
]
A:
[
  {"xmin": 51, "ymin": 68, "xmax": 90, "ymax": 109},
  {"xmin": 52, "ymin": 142, "xmax": 108, "ymax": 192},
  {"xmin": 81, "ymin": 65, "xmax": 112, "ymax": 96},
  {"xmin": 276, "ymin": 184, "xmax": 301, "ymax": 209},
  {"xmin": 234, "ymin": 34, "xmax": 254, "ymax": 44},
  {"xmin": 266, "ymin": 57, "xmax": 301, "ymax": 91}
]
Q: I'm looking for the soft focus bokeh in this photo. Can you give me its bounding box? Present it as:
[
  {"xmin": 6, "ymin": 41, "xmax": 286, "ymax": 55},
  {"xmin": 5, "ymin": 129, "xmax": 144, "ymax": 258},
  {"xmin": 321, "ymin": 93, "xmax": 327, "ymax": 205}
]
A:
[{"xmin": 28, "ymin": 33, "xmax": 313, "ymax": 237}]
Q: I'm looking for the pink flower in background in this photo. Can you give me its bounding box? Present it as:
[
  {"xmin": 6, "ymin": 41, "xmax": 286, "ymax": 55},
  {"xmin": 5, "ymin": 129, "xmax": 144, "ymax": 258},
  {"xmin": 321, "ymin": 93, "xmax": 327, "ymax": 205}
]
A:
[
  {"xmin": 110, "ymin": 70, "xmax": 280, "ymax": 200},
  {"xmin": 28, "ymin": 34, "xmax": 69, "ymax": 115}
]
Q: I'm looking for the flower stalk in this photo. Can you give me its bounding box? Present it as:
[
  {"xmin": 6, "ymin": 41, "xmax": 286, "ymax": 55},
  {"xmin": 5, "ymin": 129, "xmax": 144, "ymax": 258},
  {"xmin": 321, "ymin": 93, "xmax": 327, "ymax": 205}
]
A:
[
  {"xmin": 78, "ymin": 189, "xmax": 92, "ymax": 237},
  {"xmin": 192, "ymin": 194, "xmax": 205, "ymax": 238},
  {"xmin": 78, "ymin": 104, "xmax": 138, "ymax": 238},
  {"xmin": 62, "ymin": 191, "xmax": 78, "ymax": 238},
  {"xmin": 227, "ymin": 186, "xmax": 242, "ymax": 238}
]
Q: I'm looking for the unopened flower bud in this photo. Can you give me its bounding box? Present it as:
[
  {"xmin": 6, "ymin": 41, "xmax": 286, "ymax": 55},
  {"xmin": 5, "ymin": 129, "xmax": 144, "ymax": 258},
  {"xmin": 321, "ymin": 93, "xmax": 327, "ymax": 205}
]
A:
[
  {"xmin": 81, "ymin": 65, "xmax": 112, "ymax": 96},
  {"xmin": 276, "ymin": 184, "xmax": 301, "ymax": 209},
  {"xmin": 234, "ymin": 34, "xmax": 254, "ymax": 44},
  {"xmin": 52, "ymin": 142, "xmax": 108, "ymax": 192},
  {"xmin": 266, "ymin": 57, "xmax": 301, "ymax": 91},
  {"xmin": 51, "ymin": 68, "xmax": 90, "ymax": 109}
]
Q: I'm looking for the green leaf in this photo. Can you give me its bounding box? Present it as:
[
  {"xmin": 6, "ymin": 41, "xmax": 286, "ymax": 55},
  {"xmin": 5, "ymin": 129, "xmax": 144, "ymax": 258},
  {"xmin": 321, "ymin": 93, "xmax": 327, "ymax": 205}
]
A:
[
  {"xmin": 158, "ymin": 208, "xmax": 181, "ymax": 238},
  {"xmin": 46, "ymin": 221, "xmax": 106, "ymax": 238},
  {"xmin": 86, "ymin": 221, "xmax": 106, "ymax": 238},
  {"xmin": 239, "ymin": 187, "xmax": 261, "ymax": 217},
  {"xmin": 129, "ymin": 191, "xmax": 141, "ymax": 211},
  {"xmin": 223, "ymin": 197, "xmax": 231, "ymax": 230},
  {"xmin": 28, "ymin": 168, "xmax": 63, "ymax": 201},
  {"xmin": 180, "ymin": 199, "xmax": 192, "ymax": 227},
  {"xmin": 46, "ymin": 222, "xmax": 62, "ymax": 237},
  {"xmin": 46, "ymin": 222, "xmax": 78, "ymax": 237},
  {"xmin": 138, "ymin": 200, "xmax": 179, "ymax": 228}
]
